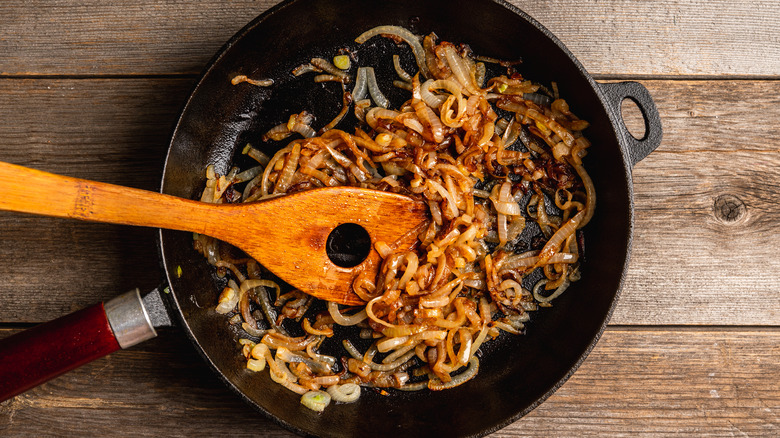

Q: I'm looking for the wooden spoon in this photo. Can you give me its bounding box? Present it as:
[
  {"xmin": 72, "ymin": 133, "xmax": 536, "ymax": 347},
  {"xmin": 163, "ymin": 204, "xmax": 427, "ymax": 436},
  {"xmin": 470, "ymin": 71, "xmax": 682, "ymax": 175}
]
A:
[{"xmin": 0, "ymin": 161, "xmax": 429, "ymax": 305}]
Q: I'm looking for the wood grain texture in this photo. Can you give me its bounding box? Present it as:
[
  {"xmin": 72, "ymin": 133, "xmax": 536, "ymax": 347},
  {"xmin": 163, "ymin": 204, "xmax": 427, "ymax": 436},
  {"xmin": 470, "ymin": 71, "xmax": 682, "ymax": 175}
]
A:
[
  {"xmin": 0, "ymin": 0, "xmax": 275, "ymax": 76},
  {"xmin": 609, "ymin": 80, "xmax": 780, "ymax": 325},
  {"xmin": 0, "ymin": 1, "xmax": 778, "ymax": 77},
  {"xmin": 621, "ymin": 80, "xmax": 780, "ymax": 153},
  {"xmin": 0, "ymin": 78, "xmax": 190, "ymax": 186},
  {"xmin": 0, "ymin": 78, "xmax": 188, "ymax": 321},
  {"xmin": 506, "ymin": 328, "xmax": 780, "ymax": 437},
  {"xmin": 617, "ymin": 150, "xmax": 780, "ymax": 325},
  {"xmin": 0, "ymin": 327, "xmax": 776, "ymax": 437},
  {"xmin": 517, "ymin": 0, "xmax": 780, "ymax": 78},
  {"xmin": 0, "ymin": 214, "xmax": 163, "ymax": 322}
]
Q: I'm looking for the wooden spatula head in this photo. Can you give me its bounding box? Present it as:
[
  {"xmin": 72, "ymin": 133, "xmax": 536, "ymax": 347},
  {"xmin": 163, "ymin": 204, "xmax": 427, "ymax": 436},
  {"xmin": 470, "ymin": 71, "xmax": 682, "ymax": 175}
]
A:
[{"xmin": 204, "ymin": 187, "xmax": 429, "ymax": 305}]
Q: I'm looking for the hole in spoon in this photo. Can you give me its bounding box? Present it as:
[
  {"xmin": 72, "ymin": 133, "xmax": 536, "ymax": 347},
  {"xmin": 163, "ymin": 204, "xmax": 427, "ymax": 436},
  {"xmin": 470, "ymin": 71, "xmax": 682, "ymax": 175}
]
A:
[{"xmin": 326, "ymin": 223, "xmax": 371, "ymax": 268}]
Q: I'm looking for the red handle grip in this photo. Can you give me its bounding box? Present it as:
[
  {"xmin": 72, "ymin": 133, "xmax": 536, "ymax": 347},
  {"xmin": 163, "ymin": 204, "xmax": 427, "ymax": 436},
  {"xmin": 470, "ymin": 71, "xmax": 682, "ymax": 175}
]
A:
[{"xmin": 0, "ymin": 302, "xmax": 120, "ymax": 402}]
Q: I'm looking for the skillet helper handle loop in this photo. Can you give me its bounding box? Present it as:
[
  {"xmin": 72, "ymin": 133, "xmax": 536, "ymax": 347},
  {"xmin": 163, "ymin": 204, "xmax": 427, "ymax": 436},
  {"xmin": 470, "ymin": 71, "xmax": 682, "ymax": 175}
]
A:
[
  {"xmin": 0, "ymin": 289, "xmax": 156, "ymax": 402},
  {"xmin": 600, "ymin": 81, "xmax": 663, "ymax": 167}
]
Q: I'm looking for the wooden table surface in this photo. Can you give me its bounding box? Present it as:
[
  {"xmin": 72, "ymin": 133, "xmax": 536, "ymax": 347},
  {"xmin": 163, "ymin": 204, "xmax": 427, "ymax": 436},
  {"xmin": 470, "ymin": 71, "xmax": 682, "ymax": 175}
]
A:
[{"xmin": 1, "ymin": 1, "xmax": 778, "ymax": 436}]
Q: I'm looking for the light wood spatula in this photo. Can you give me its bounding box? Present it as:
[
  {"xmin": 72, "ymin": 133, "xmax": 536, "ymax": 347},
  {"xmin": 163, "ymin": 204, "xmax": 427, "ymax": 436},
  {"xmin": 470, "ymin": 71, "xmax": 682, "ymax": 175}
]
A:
[{"xmin": 0, "ymin": 161, "xmax": 429, "ymax": 305}]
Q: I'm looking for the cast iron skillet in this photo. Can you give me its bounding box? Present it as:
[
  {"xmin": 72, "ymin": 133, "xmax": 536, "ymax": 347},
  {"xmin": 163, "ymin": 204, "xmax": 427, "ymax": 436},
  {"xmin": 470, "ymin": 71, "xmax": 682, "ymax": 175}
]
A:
[
  {"xmin": 159, "ymin": 0, "xmax": 661, "ymax": 436},
  {"xmin": 0, "ymin": 0, "xmax": 661, "ymax": 436}
]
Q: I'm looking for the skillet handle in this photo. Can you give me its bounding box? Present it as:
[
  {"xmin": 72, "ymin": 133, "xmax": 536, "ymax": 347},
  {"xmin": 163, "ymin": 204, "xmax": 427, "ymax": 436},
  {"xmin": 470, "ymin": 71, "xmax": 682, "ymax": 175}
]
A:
[
  {"xmin": 0, "ymin": 289, "xmax": 157, "ymax": 402},
  {"xmin": 599, "ymin": 81, "xmax": 663, "ymax": 167}
]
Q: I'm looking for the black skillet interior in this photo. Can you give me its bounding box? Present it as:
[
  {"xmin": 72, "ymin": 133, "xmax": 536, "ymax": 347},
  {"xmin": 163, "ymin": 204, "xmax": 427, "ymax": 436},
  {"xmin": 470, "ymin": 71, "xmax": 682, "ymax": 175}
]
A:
[{"xmin": 160, "ymin": 0, "xmax": 633, "ymax": 436}]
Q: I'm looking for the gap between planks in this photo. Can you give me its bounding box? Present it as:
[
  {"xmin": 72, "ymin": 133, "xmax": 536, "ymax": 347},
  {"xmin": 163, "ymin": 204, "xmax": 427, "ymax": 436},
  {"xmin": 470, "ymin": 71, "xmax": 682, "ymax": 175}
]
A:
[{"xmin": 1, "ymin": 74, "xmax": 780, "ymax": 81}]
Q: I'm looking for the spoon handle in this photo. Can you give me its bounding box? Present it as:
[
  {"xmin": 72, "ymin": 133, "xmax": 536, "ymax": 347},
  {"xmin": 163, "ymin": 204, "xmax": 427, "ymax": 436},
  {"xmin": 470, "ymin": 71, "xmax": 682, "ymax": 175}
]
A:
[
  {"xmin": 0, "ymin": 160, "xmax": 430, "ymax": 305},
  {"xmin": 0, "ymin": 161, "xmax": 214, "ymax": 234}
]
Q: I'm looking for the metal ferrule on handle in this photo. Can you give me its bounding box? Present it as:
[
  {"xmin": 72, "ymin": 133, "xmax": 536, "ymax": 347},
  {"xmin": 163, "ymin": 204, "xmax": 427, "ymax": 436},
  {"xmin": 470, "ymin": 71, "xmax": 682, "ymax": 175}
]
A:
[{"xmin": 105, "ymin": 289, "xmax": 157, "ymax": 349}]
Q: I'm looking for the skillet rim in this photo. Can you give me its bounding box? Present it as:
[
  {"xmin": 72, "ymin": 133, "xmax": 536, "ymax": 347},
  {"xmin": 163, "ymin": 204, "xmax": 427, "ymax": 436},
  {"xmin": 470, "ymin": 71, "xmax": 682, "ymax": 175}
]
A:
[{"xmin": 158, "ymin": 0, "xmax": 637, "ymax": 435}]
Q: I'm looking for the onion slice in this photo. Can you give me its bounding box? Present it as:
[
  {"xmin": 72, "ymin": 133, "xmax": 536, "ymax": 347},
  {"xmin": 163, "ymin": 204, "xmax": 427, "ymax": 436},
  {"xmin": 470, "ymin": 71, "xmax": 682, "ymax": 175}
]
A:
[
  {"xmin": 355, "ymin": 25, "xmax": 431, "ymax": 78},
  {"xmin": 364, "ymin": 67, "xmax": 390, "ymax": 108},
  {"xmin": 352, "ymin": 67, "xmax": 368, "ymax": 101},
  {"xmin": 327, "ymin": 384, "xmax": 361, "ymax": 403},
  {"xmin": 301, "ymin": 390, "xmax": 331, "ymax": 412},
  {"xmin": 327, "ymin": 301, "xmax": 367, "ymax": 326},
  {"xmin": 393, "ymin": 54, "xmax": 413, "ymax": 82},
  {"xmin": 318, "ymin": 84, "xmax": 352, "ymax": 134},
  {"xmin": 310, "ymin": 57, "xmax": 349, "ymax": 80},
  {"xmin": 535, "ymin": 209, "xmax": 585, "ymax": 267},
  {"xmin": 428, "ymin": 357, "xmax": 479, "ymax": 390},
  {"xmin": 231, "ymin": 75, "xmax": 273, "ymax": 87},
  {"xmin": 442, "ymin": 45, "xmax": 480, "ymax": 95}
]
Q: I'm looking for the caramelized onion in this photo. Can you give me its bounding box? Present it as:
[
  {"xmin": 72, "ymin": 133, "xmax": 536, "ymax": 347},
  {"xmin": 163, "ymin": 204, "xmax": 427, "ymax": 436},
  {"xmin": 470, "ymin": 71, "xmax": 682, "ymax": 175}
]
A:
[
  {"xmin": 355, "ymin": 25, "xmax": 431, "ymax": 78},
  {"xmin": 442, "ymin": 45, "xmax": 480, "ymax": 95},
  {"xmin": 327, "ymin": 301, "xmax": 367, "ymax": 326},
  {"xmin": 428, "ymin": 357, "xmax": 479, "ymax": 390},
  {"xmin": 206, "ymin": 25, "xmax": 594, "ymax": 408},
  {"xmin": 393, "ymin": 54, "xmax": 413, "ymax": 82}
]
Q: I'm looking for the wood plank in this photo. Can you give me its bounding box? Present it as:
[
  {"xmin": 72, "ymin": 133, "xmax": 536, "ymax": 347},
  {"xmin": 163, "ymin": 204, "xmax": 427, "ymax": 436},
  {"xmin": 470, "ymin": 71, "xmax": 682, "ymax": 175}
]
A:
[
  {"xmin": 0, "ymin": 78, "xmax": 192, "ymax": 183},
  {"xmin": 519, "ymin": 0, "xmax": 780, "ymax": 78},
  {"xmin": 609, "ymin": 80, "xmax": 780, "ymax": 325},
  {"xmin": 0, "ymin": 78, "xmax": 779, "ymax": 325},
  {"xmin": 0, "ymin": 1, "xmax": 778, "ymax": 77},
  {"xmin": 0, "ymin": 328, "xmax": 777, "ymax": 436},
  {"xmin": 0, "ymin": 215, "xmax": 162, "ymax": 320},
  {"xmin": 620, "ymin": 80, "xmax": 780, "ymax": 153},
  {"xmin": 615, "ymin": 150, "xmax": 780, "ymax": 325},
  {"xmin": 0, "ymin": 0, "xmax": 274, "ymax": 77},
  {"xmin": 0, "ymin": 78, "xmax": 192, "ymax": 321},
  {"xmin": 509, "ymin": 328, "xmax": 780, "ymax": 437}
]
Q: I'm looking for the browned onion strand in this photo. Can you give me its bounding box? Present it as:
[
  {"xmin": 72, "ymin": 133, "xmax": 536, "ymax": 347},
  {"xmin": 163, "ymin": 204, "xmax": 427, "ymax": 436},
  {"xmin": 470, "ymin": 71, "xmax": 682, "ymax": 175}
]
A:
[
  {"xmin": 197, "ymin": 25, "xmax": 595, "ymax": 411},
  {"xmin": 231, "ymin": 75, "xmax": 274, "ymax": 87}
]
